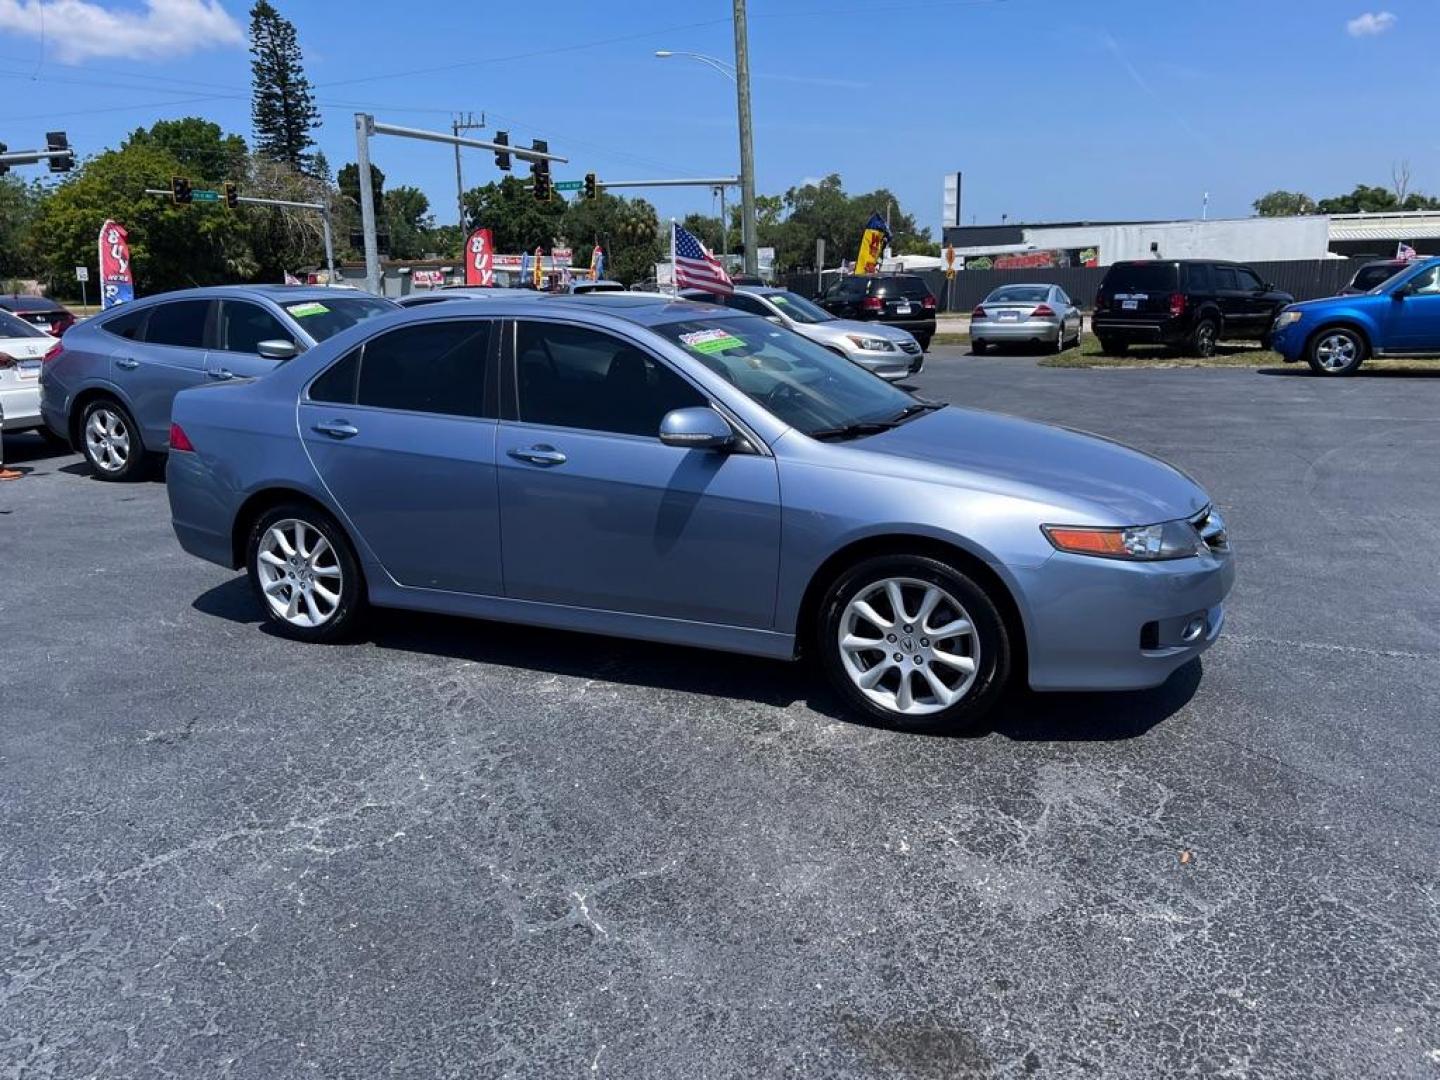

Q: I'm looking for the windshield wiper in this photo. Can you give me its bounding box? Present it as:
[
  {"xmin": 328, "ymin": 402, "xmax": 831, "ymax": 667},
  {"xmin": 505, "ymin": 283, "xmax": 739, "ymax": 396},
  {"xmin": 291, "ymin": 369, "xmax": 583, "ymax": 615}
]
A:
[
  {"xmin": 808, "ymin": 420, "xmax": 897, "ymax": 441},
  {"xmin": 886, "ymin": 400, "xmax": 946, "ymax": 425}
]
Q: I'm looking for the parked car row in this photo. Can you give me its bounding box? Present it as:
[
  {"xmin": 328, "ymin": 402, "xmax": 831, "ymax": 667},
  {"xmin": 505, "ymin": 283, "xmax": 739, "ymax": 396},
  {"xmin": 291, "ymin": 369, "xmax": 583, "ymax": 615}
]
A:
[{"xmin": 24, "ymin": 282, "xmax": 1233, "ymax": 735}]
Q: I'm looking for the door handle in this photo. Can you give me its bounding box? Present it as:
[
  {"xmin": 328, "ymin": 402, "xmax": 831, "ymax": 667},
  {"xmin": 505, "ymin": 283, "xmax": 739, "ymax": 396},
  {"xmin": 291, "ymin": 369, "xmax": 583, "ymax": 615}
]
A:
[
  {"xmin": 207, "ymin": 368, "xmax": 234, "ymax": 381},
  {"xmin": 116, "ymin": 357, "xmax": 139, "ymax": 370},
  {"xmin": 312, "ymin": 420, "xmax": 359, "ymax": 439},
  {"xmin": 507, "ymin": 444, "xmax": 567, "ymax": 467}
]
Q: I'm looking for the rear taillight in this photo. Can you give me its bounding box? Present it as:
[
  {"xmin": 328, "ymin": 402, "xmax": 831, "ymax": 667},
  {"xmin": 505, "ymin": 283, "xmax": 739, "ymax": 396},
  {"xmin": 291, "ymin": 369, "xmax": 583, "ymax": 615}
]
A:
[
  {"xmin": 971, "ymin": 305, "xmax": 987, "ymax": 320},
  {"xmin": 860, "ymin": 296, "xmax": 884, "ymax": 312},
  {"xmin": 0, "ymin": 352, "xmax": 15, "ymax": 369},
  {"xmin": 1094, "ymin": 292, "xmax": 1108, "ymax": 311},
  {"xmin": 1169, "ymin": 293, "xmax": 1187, "ymax": 316},
  {"xmin": 42, "ymin": 341, "xmax": 63, "ymax": 363},
  {"xmin": 169, "ymin": 422, "xmax": 195, "ymax": 453},
  {"xmin": 921, "ymin": 295, "xmax": 936, "ymax": 310},
  {"xmin": 1031, "ymin": 303, "xmax": 1056, "ymax": 318}
]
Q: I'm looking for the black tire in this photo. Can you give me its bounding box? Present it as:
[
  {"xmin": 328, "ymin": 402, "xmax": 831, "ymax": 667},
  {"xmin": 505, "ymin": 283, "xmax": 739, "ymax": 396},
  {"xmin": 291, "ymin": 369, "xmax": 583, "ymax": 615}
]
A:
[
  {"xmin": 79, "ymin": 398, "xmax": 146, "ymax": 482},
  {"xmin": 818, "ymin": 554, "xmax": 1011, "ymax": 734},
  {"xmin": 1097, "ymin": 336, "xmax": 1126, "ymax": 356},
  {"xmin": 246, "ymin": 502, "xmax": 366, "ymax": 643},
  {"xmin": 1188, "ymin": 318, "xmax": 1218, "ymax": 358},
  {"xmin": 1306, "ymin": 326, "xmax": 1368, "ymax": 376},
  {"xmin": 971, "ymin": 340, "xmax": 988, "ymax": 355}
]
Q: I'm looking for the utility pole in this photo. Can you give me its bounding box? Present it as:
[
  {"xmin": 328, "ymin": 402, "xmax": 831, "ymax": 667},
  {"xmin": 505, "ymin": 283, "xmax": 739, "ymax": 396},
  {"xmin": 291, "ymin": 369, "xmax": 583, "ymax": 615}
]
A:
[
  {"xmin": 452, "ymin": 112, "xmax": 483, "ymax": 228},
  {"xmin": 354, "ymin": 113, "xmax": 382, "ymax": 295},
  {"xmin": 732, "ymin": 0, "xmax": 758, "ymax": 276}
]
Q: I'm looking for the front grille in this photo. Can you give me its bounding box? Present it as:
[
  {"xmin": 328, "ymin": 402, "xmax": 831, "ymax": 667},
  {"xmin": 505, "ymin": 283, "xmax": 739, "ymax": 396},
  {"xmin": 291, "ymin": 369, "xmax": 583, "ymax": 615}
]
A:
[
  {"xmin": 899, "ymin": 340, "xmax": 921, "ymax": 355},
  {"xmin": 1191, "ymin": 507, "xmax": 1228, "ymax": 552}
]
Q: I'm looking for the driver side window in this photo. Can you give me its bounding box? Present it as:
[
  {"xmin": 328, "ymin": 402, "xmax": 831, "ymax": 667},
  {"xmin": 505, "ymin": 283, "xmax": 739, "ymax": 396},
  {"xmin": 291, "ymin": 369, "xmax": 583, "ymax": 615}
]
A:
[{"xmin": 1406, "ymin": 266, "xmax": 1440, "ymax": 294}]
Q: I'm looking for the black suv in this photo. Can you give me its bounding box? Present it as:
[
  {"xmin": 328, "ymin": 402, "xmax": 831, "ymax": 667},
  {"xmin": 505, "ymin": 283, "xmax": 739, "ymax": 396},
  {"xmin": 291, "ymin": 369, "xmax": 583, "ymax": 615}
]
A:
[
  {"xmin": 819, "ymin": 274, "xmax": 937, "ymax": 349},
  {"xmin": 1092, "ymin": 260, "xmax": 1293, "ymax": 356}
]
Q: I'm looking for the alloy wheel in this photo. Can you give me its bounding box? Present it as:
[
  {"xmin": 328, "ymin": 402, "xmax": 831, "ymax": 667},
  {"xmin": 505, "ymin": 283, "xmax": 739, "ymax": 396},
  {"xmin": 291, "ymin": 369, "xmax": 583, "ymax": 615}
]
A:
[
  {"xmin": 85, "ymin": 407, "xmax": 131, "ymax": 473},
  {"xmin": 1196, "ymin": 322, "xmax": 1216, "ymax": 357},
  {"xmin": 1315, "ymin": 332, "xmax": 1356, "ymax": 371},
  {"xmin": 838, "ymin": 577, "xmax": 980, "ymax": 716},
  {"xmin": 256, "ymin": 518, "xmax": 344, "ymax": 628}
]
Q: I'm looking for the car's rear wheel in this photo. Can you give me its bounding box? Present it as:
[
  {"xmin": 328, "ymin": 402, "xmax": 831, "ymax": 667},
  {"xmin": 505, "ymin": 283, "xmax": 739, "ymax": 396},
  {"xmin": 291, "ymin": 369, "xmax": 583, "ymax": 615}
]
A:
[
  {"xmin": 80, "ymin": 398, "xmax": 145, "ymax": 481},
  {"xmin": 1098, "ymin": 336, "xmax": 1126, "ymax": 356},
  {"xmin": 971, "ymin": 340, "xmax": 988, "ymax": 354},
  {"xmin": 246, "ymin": 503, "xmax": 364, "ymax": 642},
  {"xmin": 819, "ymin": 555, "xmax": 1010, "ymax": 733},
  {"xmin": 1189, "ymin": 318, "xmax": 1218, "ymax": 358},
  {"xmin": 1307, "ymin": 327, "xmax": 1367, "ymax": 376}
]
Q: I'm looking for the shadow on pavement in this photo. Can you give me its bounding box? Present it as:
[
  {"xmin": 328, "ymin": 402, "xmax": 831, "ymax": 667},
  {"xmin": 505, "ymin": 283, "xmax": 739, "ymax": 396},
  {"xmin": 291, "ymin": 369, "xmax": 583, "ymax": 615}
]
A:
[
  {"xmin": 1, "ymin": 432, "xmax": 75, "ymax": 467},
  {"xmin": 1257, "ymin": 365, "xmax": 1440, "ymax": 378},
  {"xmin": 195, "ymin": 576, "xmax": 1198, "ymax": 742}
]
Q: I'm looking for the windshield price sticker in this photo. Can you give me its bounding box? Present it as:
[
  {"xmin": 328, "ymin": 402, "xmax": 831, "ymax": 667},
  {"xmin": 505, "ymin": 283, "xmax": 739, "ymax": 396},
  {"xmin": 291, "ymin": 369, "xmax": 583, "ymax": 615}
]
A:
[
  {"xmin": 287, "ymin": 302, "xmax": 330, "ymax": 318},
  {"xmin": 679, "ymin": 328, "xmax": 745, "ymax": 354}
]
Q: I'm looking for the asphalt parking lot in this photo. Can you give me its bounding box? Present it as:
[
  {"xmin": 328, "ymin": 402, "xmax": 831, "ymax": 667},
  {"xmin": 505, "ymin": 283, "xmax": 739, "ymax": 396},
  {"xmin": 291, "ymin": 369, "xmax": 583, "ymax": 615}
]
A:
[{"xmin": 3, "ymin": 350, "xmax": 1438, "ymax": 1079}]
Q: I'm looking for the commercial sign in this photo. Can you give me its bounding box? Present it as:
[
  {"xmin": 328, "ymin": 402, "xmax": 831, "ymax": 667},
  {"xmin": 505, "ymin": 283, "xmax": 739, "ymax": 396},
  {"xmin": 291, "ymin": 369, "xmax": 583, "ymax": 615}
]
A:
[
  {"xmin": 97, "ymin": 219, "xmax": 134, "ymax": 310},
  {"xmin": 465, "ymin": 228, "xmax": 494, "ymax": 286},
  {"xmin": 412, "ymin": 269, "xmax": 445, "ymax": 287}
]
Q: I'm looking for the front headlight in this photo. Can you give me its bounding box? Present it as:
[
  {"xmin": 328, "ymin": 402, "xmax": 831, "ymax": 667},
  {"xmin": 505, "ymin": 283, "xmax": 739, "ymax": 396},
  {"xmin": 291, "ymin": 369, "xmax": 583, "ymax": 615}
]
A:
[
  {"xmin": 845, "ymin": 334, "xmax": 895, "ymax": 352},
  {"xmin": 1042, "ymin": 518, "xmax": 1204, "ymax": 561},
  {"xmin": 1276, "ymin": 310, "xmax": 1303, "ymax": 328}
]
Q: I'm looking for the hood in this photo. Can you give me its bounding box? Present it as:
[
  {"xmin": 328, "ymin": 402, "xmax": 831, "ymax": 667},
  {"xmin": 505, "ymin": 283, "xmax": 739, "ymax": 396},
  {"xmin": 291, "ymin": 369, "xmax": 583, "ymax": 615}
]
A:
[
  {"xmin": 844, "ymin": 406, "xmax": 1209, "ymax": 524},
  {"xmin": 799, "ymin": 318, "xmax": 915, "ymax": 344},
  {"xmin": 1286, "ymin": 293, "xmax": 1379, "ymax": 314}
]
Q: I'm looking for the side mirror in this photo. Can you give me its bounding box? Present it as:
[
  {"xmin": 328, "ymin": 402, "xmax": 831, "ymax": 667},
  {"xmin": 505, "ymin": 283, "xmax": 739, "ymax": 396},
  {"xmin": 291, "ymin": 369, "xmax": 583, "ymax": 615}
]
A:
[
  {"xmin": 257, "ymin": 339, "xmax": 298, "ymax": 361},
  {"xmin": 659, "ymin": 406, "xmax": 734, "ymax": 451},
  {"xmin": 1392, "ymin": 287, "xmax": 1408, "ymax": 301},
  {"xmin": 765, "ymin": 314, "xmax": 783, "ymax": 324}
]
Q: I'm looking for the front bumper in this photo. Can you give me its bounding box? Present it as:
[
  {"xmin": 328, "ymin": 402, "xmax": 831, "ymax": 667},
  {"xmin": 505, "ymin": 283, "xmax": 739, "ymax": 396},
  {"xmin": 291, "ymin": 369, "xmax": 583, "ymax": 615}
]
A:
[
  {"xmin": 847, "ymin": 349, "xmax": 916, "ymax": 381},
  {"xmin": 0, "ymin": 382, "xmax": 42, "ymax": 431},
  {"xmin": 1013, "ymin": 543, "xmax": 1235, "ymax": 692},
  {"xmin": 972, "ymin": 318, "xmax": 1063, "ymax": 344},
  {"xmin": 1269, "ymin": 319, "xmax": 1307, "ymax": 362}
]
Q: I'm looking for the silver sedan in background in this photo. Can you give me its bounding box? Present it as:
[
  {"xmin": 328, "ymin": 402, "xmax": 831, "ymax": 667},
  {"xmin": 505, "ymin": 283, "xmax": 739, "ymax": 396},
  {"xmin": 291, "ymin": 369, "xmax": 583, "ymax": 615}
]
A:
[{"xmin": 970, "ymin": 284, "xmax": 1082, "ymax": 353}]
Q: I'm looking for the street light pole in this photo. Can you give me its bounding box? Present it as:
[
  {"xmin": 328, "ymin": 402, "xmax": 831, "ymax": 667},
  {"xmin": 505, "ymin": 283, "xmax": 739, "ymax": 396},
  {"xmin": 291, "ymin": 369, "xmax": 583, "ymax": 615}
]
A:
[{"xmin": 732, "ymin": 0, "xmax": 758, "ymax": 276}]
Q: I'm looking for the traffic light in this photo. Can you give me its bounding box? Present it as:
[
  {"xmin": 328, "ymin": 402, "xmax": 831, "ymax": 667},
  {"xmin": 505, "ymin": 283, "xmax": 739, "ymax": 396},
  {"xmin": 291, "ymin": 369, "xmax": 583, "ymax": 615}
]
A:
[
  {"xmin": 171, "ymin": 176, "xmax": 193, "ymax": 205},
  {"xmin": 223, "ymin": 181, "xmax": 238, "ymax": 209},
  {"xmin": 493, "ymin": 130, "xmax": 510, "ymax": 172},
  {"xmin": 531, "ymin": 139, "xmax": 551, "ymax": 202},
  {"xmin": 45, "ymin": 131, "xmax": 72, "ymax": 173},
  {"xmin": 583, "ymin": 172, "xmax": 597, "ymax": 200}
]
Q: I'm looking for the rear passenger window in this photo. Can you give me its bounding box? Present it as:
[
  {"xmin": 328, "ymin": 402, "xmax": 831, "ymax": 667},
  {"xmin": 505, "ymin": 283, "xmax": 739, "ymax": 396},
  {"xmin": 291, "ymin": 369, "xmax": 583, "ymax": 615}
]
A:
[
  {"xmin": 1213, "ymin": 266, "xmax": 1240, "ymax": 290},
  {"xmin": 144, "ymin": 300, "xmax": 210, "ymax": 348},
  {"xmin": 515, "ymin": 321, "xmax": 705, "ymax": 437},
  {"xmin": 1187, "ymin": 264, "xmax": 1214, "ymax": 292},
  {"xmin": 354, "ymin": 321, "xmax": 492, "ymax": 417},
  {"xmin": 101, "ymin": 306, "xmax": 148, "ymax": 340}
]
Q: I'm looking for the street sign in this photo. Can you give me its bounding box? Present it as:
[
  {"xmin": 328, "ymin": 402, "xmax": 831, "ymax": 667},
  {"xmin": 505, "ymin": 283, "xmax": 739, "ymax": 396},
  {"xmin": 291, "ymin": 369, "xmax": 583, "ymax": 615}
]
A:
[
  {"xmin": 553, "ymin": 180, "xmax": 583, "ymax": 192},
  {"xmin": 191, "ymin": 189, "xmax": 220, "ymax": 203},
  {"xmin": 74, "ymin": 265, "xmax": 89, "ymax": 282}
]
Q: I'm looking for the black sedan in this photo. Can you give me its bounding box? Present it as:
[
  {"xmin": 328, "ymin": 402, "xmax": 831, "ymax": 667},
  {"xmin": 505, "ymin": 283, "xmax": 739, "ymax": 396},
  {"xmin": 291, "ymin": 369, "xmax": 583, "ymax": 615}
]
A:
[{"xmin": 0, "ymin": 295, "xmax": 76, "ymax": 336}]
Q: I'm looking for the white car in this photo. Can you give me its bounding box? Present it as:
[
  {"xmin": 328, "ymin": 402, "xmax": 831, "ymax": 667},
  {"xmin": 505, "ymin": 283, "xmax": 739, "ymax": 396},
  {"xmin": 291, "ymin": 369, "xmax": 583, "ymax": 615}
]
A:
[{"xmin": 0, "ymin": 309, "xmax": 60, "ymax": 439}]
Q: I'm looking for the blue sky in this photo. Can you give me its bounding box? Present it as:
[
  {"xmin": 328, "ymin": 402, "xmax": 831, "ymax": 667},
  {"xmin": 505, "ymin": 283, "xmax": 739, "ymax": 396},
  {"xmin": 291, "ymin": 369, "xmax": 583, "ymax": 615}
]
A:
[{"xmin": 1, "ymin": 0, "xmax": 1435, "ymax": 235}]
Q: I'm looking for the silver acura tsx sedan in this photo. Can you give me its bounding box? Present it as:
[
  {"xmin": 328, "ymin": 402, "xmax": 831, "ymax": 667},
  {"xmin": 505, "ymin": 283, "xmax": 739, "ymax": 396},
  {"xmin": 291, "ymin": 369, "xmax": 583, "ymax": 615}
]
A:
[{"xmin": 167, "ymin": 294, "xmax": 1233, "ymax": 733}]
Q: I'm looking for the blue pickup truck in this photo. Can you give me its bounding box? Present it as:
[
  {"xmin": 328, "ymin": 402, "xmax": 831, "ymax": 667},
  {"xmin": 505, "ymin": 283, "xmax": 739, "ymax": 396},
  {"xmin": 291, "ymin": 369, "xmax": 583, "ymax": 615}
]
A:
[{"xmin": 1271, "ymin": 256, "xmax": 1440, "ymax": 375}]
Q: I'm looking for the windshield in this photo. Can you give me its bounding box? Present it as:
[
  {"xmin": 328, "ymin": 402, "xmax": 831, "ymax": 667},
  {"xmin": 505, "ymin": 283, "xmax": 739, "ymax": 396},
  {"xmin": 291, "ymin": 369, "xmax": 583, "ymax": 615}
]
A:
[
  {"xmin": 0, "ymin": 309, "xmax": 46, "ymax": 338},
  {"xmin": 767, "ymin": 291, "xmax": 834, "ymax": 324},
  {"xmin": 283, "ymin": 297, "xmax": 394, "ymax": 341},
  {"xmin": 1357, "ymin": 265, "xmax": 1406, "ymax": 293},
  {"xmin": 654, "ymin": 315, "xmax": 921, "ymax": 437},
  {"xmin": 985, "ymin": 286, "xmax": 1050, "ymax": 304}
]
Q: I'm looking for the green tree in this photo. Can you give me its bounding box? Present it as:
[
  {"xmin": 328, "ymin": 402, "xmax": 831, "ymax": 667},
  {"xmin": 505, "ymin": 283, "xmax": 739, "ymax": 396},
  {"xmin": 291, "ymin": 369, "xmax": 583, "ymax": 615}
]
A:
[
  {"xmin": 384, "ymin": 185, "xmax": 434, "ymax": 259},
  {"xmin": 680, "ymin": 212, "xmax": 725, "ymax": 255},
  {"xmin": 1252, "ymin": 190, "xmax": 1316, "ymax": 217},
  {"xmin": 562, "ymin": 193, "xmax": 661, "ymax": 285},
  {"xmin": 126, "ymin": 117, "xmax": 247, "ymax": 183},
  {"xmin": 461, "ymin": 175, "xmax": 566, "ymax": 254},
  {"xmin": 245, "ymin": 153, "xmax": 333, "ymax": 281},
  {"xmin": 32, "ymin": 139, "xmax": 254, "ymax": 295},
  {"xmin": 0, "ymin": 175, "xmax": 44, "ymax": 283},
  {"xmin": 249, "ymin": 0, "xmax": 320, "ymax": 171},
  {"xmin": 1316, "ymin": 184, "xmax": 1400, "ymax": 214}
]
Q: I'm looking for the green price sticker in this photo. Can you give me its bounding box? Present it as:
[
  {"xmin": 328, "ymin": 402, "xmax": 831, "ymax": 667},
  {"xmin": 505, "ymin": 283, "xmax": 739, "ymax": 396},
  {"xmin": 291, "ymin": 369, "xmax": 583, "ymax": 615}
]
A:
[
  {"xmin": 287, "ymin": 302, "xmax": 329, "ymax": 318},
  {"xmin": 679, "ymin": 328, "xmax": 745, "ymax": 354}
]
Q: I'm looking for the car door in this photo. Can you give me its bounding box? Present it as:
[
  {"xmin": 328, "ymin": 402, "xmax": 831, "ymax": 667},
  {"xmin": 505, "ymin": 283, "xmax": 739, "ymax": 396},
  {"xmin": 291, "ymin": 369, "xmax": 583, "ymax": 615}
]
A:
[
  {"xmin": 1211, "ymin": 265, "xmax": 1246, "ymax": 335},
  {"xmin": 208, "ymin": 299, "xmax": 299, "ymax": 379},
  {"xmin": 1388, "ymin": 264, "xmax": 1440, "ymax": 352},
  {"xmin": 496, "ymin": 318, "xmax": 781, "ymax": 629},
  {"xmin": 1232, "ymin": 266, "xmax": 1272, "ymax": 337},
  {"xmin": 112, "ymin": 298, "xmax": 213, "ymax": 447},
  {"xmin": 1055, "ymin": 288, "xmax": 1082, "ymax": 337},
  {"xmin": 298, "ymin": 318, "xmax": 503, "ymax": 595}
]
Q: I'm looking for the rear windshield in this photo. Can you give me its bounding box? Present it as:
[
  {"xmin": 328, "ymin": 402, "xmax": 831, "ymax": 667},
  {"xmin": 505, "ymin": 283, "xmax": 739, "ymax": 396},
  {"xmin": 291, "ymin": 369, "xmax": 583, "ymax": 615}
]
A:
[
  {"xmin": 1102, "ymin": 263, "xmax": 1178, "ymax": 293},
  {"xmin": 1353, "ymin": 264, "xmax": 1405, "ymax": 291},
  {"xmin": 283, "ymin": 297, "xmax": 394, "ymax": 341},
  {"xmin": 0, "ymin": 309, "xmax": 45, "ymax": 338},
  {"xmin": 826, "ymin": 276, "xmax": 870, "ymax": 300},
  {"xmin": 986, "ymin": 286, "xmax": 1050, "ymax": 303},
  {"xmin": 884, "ymin": 277, "xmax": 932, "ymax": 299}
]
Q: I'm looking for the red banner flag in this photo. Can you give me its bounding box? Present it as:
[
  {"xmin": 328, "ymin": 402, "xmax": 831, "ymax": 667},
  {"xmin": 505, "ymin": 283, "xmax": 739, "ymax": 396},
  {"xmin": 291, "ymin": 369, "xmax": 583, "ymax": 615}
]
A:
[{"xmin": 465, "ymin": 227, "xmax": 494, "ymax": 286}]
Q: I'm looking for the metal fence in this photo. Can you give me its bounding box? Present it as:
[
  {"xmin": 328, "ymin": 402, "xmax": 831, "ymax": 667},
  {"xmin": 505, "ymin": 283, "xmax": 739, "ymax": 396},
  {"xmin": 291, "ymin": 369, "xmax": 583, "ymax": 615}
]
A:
[{"xmin": 782, "ymin": 258, "xmax": 1365, "ymax": 312}]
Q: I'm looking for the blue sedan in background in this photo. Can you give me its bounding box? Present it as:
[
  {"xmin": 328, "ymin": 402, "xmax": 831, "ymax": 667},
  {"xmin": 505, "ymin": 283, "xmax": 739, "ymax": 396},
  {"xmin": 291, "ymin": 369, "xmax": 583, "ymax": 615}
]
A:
[
  {"xmin": 166, "ymin": 294, "xmax": 1233, "ymax": 733},
  {"xmin": 1271, "ymin": 256, "xmax": 1440, "ymax": 375},
  {"xmin": 40, "ymin": 285, "xmax": 396, "ymax": 480}
]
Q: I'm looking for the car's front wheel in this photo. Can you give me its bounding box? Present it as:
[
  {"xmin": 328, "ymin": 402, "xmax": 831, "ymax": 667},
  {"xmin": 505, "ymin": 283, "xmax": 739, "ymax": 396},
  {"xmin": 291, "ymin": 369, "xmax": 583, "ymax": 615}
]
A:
[
  {"xmin": 819, "ymin": 555, "xmax": 1011, "ymax": 733},
  {"xmin": 246, "ymin": 503, "xmax": 365, "ymax": 642},
  {"xmin": 79, "ymin": 398, "xmax": 145, "ymax": 481},
  {"xmin": 1097, "ymin": 336, "xmax": 1126, "ymax": 356},
  {"xmin": 1307, "ymin": 327, "xmax": 1367, "ymax": 376}
]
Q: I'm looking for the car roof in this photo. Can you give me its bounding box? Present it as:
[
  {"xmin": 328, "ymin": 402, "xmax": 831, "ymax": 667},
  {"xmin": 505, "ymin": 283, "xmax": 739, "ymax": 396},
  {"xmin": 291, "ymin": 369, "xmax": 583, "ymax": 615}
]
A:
[
  {"xmin": 117, "ymin": 285, "xmax": 386, "ymax": 305},
  {"xmin": 0, "ymin": 295, "xmax": 65, "ymax": 310},
  {"xmin": 398, "ymin": 292, "xmax": 732, "ymax": 328}
]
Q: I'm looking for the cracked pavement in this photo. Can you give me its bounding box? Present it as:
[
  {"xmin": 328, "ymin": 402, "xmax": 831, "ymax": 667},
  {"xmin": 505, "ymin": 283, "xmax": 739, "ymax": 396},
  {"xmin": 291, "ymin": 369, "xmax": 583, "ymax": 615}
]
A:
[{"xmin": 1, "ymin": 352, "xmax": 1438, "ymax": 1078}]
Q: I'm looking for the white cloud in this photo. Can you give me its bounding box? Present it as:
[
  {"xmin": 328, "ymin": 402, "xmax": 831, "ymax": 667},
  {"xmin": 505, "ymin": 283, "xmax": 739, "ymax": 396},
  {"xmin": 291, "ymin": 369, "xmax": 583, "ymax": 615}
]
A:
[
  {"xmin": 1346, "ymin": 11, "xmax": 1397, "ymax": 37},
  {"xmin": 0, "ymin": 0, "xmax": 243, "ymax": 63}
]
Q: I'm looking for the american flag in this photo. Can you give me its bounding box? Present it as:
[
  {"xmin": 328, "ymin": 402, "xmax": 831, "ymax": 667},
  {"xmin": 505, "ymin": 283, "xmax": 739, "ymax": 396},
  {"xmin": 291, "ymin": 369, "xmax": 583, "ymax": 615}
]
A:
[{"xmin": 673, "ymin": 222, "xmax": 733, "ymax": 294}]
